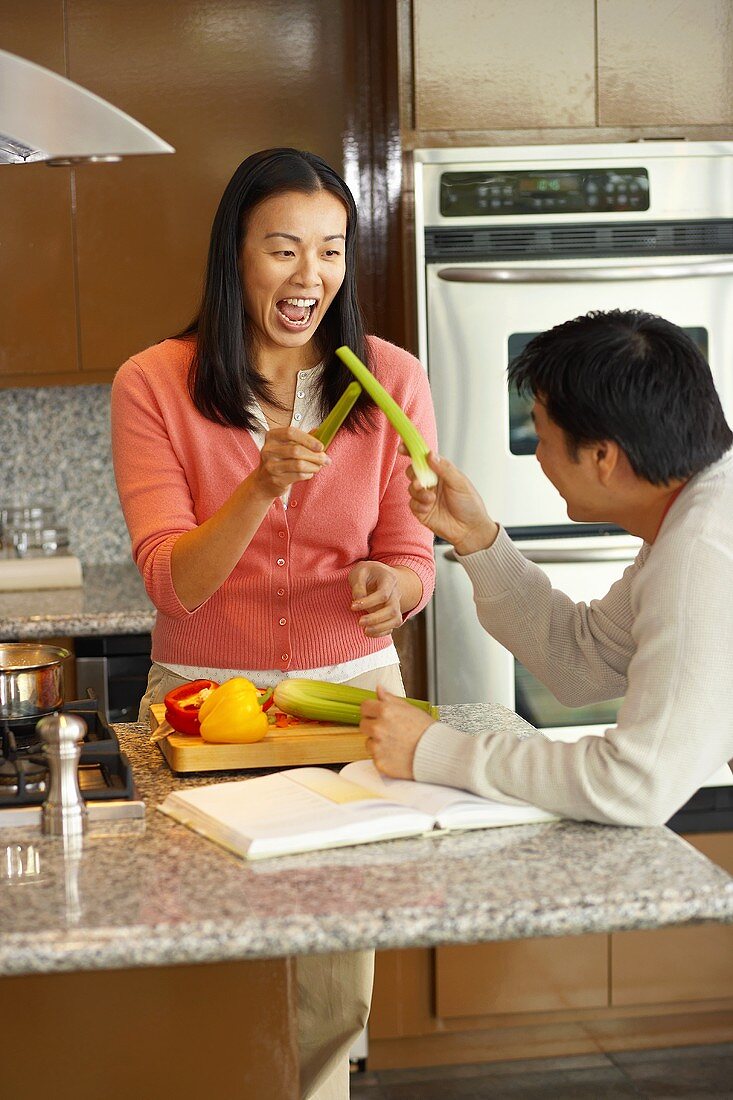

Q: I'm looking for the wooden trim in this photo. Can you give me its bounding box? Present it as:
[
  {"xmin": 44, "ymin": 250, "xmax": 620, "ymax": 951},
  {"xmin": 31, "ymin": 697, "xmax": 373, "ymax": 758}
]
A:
[
  {"xmin": 0, "ymin": 370, "xmax": 116, "ymax": 389},
  {"xmin": 401, "ymin": 124, "xmax": 733, "ymax": 151},
  {"xmin": 369, "ymin": 1006, "xmax": 733, "ymax": 1070},
  {"xmin": 343, "ymin": 0, "xmax": 405, "ymax": 347}
]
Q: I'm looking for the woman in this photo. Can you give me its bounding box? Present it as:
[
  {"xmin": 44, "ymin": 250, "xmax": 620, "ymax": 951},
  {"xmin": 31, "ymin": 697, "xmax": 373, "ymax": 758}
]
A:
[{"xmin": 111, "ymin": 148, "xmax": 437, "ymax": 1100}]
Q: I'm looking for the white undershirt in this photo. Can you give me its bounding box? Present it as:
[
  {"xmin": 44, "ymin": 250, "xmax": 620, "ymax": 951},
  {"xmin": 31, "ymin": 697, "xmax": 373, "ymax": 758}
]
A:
[{"xmin": 163, "ymin": 362, "xmax": 398, "ymax": 685}]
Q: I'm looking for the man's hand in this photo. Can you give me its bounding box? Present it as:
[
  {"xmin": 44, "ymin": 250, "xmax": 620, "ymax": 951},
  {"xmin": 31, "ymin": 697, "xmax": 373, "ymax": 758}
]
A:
[
  {"xmin": 402, "ymin": 447, "xmax": 499, "ymax": 556},
  {"xmin": 349, "ymin": 561, "xmax": 403, "ymax": 637},
  {"xmin": 360, "ymin": 686, "xmax": 435, "ymax": 778}
]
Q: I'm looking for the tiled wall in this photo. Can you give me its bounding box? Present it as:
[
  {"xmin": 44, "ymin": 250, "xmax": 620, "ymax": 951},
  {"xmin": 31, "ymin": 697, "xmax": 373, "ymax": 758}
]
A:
[{"xmin": 0, "ymin": 385, "xmax": 131, "ymax": 564}]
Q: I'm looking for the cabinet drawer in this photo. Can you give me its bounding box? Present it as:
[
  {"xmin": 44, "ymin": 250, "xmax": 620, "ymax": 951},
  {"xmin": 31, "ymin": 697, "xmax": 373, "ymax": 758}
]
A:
[{"xmin": 435, "ymin": 934, "xmax": 608, "ymax": 1018}]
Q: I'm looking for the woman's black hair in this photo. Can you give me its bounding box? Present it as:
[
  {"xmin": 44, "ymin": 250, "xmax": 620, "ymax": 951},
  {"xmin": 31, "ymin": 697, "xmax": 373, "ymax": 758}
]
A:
[
  {"xmin": 508, "ymin": 309, "xmax": 733, "ymax": 485},
  {"xmin": 176, "ymin": 148, "xmax": 370, "ymax": 432}
]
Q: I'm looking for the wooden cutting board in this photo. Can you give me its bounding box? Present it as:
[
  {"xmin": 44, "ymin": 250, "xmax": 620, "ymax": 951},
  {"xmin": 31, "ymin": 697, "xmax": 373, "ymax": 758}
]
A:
[{"xmin": 149, "ymin": 703, "xmax": 369, "ymax": 773}]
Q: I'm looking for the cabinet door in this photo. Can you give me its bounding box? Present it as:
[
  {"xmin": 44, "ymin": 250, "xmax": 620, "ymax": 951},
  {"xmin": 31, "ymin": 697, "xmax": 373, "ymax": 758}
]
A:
[
  {"xmin": 611, "ymin": 833, "xmax": 733, "ymax": 1006},
  {"xmin": 435, "ymin": 934, "xmax": 608, "ymax": 1018},
  {"xmin": 68, "ymin": 0, "xmax": 350, "ymax": 376},
  {"xmin": 413, "ymin": 0, "xmax": 596, "ymax": 132},
  {"xmin": 598, "ymin": 0, "xmax": 733, "ymax": 126},
  {"xmin": 0, "ymin": 2, "xmax": 78, "ymax": 385}
]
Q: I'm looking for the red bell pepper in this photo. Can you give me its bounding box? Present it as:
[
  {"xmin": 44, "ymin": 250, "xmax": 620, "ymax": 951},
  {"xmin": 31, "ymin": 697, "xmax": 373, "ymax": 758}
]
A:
[{"xmin": 164, "ymin": 679, "xmax": 219, "ymax": 736}]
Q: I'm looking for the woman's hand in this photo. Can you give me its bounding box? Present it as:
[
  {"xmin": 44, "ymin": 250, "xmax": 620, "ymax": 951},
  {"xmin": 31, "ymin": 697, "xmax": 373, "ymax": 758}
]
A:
[
  {"xmin": 402, "ymin": 447, "xmax": 500, "ymax": 556},
  {"xmin": 349, "ymin": 561, "xmax": 403, "ymax": 637},
  {"xmin": 253, "ymin": 426, "xmax": 331, "ymax": 499},
  {"xmin": 360, "ymin": 686, "xmax": 434, "ymax": 778}
]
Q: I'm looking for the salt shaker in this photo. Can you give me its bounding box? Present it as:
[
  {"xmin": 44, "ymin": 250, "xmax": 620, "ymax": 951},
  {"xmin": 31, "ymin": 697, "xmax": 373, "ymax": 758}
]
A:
[{"xmin": 37, "ymin": 712, "xmax": 88, "ymax": 837}]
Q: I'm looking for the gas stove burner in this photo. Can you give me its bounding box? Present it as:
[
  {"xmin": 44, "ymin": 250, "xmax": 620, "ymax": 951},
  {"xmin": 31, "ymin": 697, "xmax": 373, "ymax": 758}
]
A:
[
  {"xmin": 0, "ymin": 701, "xmax": 143, "ymax": 821},
  {"xmin": 1, "ymin": 727, "xmax": 43, "ymax": 755},
  {"xmin": 0, "ymin": 755, "xmax": 47, "ymax": 796},
  {"xmin": 0, "ymin": 710, "xmax": 54, "ymax": 736}
]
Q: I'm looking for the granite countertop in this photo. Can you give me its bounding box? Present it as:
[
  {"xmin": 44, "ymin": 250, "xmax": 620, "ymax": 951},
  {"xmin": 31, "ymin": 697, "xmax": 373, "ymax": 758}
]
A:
[
  {"xmin": 1, "ymin": 703, "xmax": 732, "ymax": 979},
  {"xmin": 0, "ymin": 563, "xmax": 155, "ymax": 639}
]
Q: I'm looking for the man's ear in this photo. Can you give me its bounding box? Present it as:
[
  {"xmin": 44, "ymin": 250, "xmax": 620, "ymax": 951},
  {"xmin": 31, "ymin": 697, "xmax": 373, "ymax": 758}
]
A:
[{"xmin": 594, "ymin": 439, "xmax": 621, "ymax": 486}]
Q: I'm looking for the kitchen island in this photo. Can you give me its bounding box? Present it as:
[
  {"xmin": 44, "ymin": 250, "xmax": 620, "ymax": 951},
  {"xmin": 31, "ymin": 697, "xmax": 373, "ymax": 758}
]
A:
[{"xmin": 1, "ymin": 705, "xmax": 732, "ymax": 1099}]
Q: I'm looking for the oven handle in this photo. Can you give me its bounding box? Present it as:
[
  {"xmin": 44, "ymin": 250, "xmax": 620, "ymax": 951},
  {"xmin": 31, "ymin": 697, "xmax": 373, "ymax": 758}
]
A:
[
  {"xmin": 443, "ymin": 545, "xmax": 638, "ymax": 564},
  {"xmin": 436, "ymin": 258, "xmax": 733, "ymax": 283}
]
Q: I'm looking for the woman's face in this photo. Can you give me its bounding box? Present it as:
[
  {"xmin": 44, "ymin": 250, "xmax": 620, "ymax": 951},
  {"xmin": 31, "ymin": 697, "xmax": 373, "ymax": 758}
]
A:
[{"xmin": 240, "ymin": 189, "xmax": 348, "ymax": 358}]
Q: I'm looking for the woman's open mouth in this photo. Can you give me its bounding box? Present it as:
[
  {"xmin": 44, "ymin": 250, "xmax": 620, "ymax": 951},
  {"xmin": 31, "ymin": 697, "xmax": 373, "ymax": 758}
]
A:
[{"xmin": 275, "ymin": 297, "xmax": 318, "ymax": 331}]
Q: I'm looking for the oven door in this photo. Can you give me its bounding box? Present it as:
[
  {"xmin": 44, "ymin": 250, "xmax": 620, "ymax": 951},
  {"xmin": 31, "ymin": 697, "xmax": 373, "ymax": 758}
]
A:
[
  {"xmin": 425, "ymin": 256, "xmax": 733, "ymax": 529},
  {"xmin": 430, "ymin": 532, "xmax": 640, "ymax": 738}
]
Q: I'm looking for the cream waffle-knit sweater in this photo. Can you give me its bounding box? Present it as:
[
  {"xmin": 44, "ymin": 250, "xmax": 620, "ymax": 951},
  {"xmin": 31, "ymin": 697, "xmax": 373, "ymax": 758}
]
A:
[{"xmin": 414, "ymin": 448, "xmax": 733, "ymax": 826}]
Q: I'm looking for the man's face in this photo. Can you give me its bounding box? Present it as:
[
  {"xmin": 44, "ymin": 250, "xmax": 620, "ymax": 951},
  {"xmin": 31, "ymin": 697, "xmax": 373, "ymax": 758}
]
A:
[{"xmin": 532, "ymin": 399, "xmax": 603, "ymax": 522}]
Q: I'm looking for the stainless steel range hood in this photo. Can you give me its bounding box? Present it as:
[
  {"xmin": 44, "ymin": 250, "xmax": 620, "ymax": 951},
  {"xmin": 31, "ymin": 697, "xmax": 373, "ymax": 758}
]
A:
[{"xmin": 0, "ymin": 49, "xmax": 174, "ymax": 166}]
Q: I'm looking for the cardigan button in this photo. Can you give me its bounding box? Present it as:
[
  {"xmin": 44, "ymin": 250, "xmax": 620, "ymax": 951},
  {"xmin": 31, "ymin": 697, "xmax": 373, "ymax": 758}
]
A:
[
  {"xmin": 279, "ymin": 617, "xmax": 287, "ymax": 626},
  {"xmin": 276, "ymin": 557, "xmax": 285, "ymax": 566},
  {"xmin": 281, "ymin": 653, "xmax": 289, "ymax": 662},
  {"xmin": 277, "ymin": 588, "xmax": 285, "ymax": 596},
  {"xmin": 278, "ymin": 530, "xmax": 286, "ymax": 538}
]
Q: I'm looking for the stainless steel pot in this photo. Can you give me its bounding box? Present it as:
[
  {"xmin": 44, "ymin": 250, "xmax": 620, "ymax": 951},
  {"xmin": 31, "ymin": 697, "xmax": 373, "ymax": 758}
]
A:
[{"xmin": 0, "ymin": 643, "xmax": 70, "ymax": 726}]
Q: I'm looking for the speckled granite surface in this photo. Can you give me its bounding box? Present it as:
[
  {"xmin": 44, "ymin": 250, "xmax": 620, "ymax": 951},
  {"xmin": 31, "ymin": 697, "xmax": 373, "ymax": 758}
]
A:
[
  {"xmin": 0, "ymin": 563, "xmax": 154, "ymax": 639},
  {"xmin": 0, "ymin": 385, "xmax": 131, "ymax": 564},
  {"xmin": 0, "ymin": 704, "xmax": 731, "ymax": 979}
]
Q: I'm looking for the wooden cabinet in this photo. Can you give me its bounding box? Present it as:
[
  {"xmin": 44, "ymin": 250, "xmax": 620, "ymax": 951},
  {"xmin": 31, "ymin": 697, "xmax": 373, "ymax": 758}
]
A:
[
  {"xmin": 409, "ymin": 0, "xmax": 733, "ymax": 140},
  {"xmin": 611, "ymin": 833, "xmax": 733, "ymax": 1007},
  {"xmin": 0, "ymin": 3, "xmax": 78, "ymax": 385},
  {"xmin": 0, "ymin": 0, "xmax": 352, "ymax": 388},
  {"xmin": 435, "ymin": 934, "xmax": 607, "ymax": 1018},
  {"xmin": 597, "ymin": 0, "xmax": 733, "ymax": 127},
  {"xmin": 370, "ymin": 832, "xmax": 733, "ymax": 1069},
  {"xmin": 412, "ymin": 0, "xmax": 596, "ymax": 132}
]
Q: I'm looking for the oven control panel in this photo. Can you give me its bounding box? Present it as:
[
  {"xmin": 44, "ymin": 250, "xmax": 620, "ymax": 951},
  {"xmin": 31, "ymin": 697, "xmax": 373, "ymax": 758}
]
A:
[{"xmin": 440, "ymin": 168, "xmax": 650, "ymax": 216}]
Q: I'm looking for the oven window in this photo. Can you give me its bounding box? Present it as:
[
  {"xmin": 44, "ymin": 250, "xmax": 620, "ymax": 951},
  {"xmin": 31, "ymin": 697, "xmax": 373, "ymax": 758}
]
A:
[
  {"xmin": 508, "ymin": 327, "xmax": 709, "ymax": 456},
  {"xmin": 514, "ymin": 660, "xmax": 623, "ymax": 729}
]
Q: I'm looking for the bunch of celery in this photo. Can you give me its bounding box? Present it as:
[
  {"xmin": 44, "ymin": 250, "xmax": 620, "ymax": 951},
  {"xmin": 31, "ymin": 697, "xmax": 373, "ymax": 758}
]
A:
[
  {"xmin": 273, "ymin": 678, "xmax": 439, "ymax": 725},
  {"xmin": 311, "ymin": 381, "xmax": 362, "ymax": 449},
  {"xmin": 335, "ymin": 345, "xmax": 438, "ymax": 488}
]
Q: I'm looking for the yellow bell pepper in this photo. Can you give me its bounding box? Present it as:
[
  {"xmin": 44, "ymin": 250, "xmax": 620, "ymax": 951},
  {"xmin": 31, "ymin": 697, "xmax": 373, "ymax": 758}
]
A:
[{"xmin": 198, "ymin": 677, "xmax": 269, "ymax": 744}]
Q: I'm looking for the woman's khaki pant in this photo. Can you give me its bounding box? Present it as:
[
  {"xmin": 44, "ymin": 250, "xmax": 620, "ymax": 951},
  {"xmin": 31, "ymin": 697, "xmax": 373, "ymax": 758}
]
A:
[{"xmin": 139, "ymin": 661, "xmax": 405, "ymax": 1100}]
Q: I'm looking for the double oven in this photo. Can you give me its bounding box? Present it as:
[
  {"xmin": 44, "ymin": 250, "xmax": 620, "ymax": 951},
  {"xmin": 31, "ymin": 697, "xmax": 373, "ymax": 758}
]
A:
[{"xmin": 414, "ymin": 142, "xmax": 733, "ymax": 829}]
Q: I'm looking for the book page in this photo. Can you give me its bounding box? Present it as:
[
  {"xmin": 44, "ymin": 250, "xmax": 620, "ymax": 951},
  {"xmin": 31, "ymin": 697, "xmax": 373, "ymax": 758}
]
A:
[
  {"xmin": 339, "ymin": 760, "xmax": 557, "ymax": 829},
  {"xmin": 159, "ymin": 769, "xmax": 434, "ymax": 859}
]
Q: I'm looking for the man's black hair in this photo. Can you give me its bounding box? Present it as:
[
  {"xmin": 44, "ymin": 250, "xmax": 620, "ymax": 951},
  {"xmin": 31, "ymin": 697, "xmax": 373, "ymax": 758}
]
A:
[{"xmin": 508, "ymin": 309, "xmax": 733, "ymax": 484}]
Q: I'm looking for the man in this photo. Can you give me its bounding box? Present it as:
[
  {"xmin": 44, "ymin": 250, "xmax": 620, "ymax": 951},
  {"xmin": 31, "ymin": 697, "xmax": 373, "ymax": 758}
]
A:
[{"xmin": 361, "ymin": 309, "xmax": 733, "ymax": 826}]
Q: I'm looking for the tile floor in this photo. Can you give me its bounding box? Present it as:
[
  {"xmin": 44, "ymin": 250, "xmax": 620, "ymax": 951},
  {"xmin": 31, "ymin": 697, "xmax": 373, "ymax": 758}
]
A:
[{"xmin": 351, "ymin": 1042, "xmax": 733, "ymax": 1098}]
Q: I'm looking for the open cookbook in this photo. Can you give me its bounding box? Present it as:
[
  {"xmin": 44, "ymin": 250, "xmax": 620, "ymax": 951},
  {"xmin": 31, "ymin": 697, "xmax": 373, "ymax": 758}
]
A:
[{"xmin": 158, "ymin": 760, "xmax": 559, "ymax": 860}]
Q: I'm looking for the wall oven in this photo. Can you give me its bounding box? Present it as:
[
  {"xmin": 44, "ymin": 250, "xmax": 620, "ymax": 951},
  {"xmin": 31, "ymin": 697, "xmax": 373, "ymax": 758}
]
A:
[{"xmin": 414, "ymin": 142, "xmax": 733, "ymax": 829}]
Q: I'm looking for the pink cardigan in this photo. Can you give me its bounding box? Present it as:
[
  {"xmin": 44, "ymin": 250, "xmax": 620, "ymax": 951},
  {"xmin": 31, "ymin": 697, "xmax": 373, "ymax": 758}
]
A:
[{"xmin": 110, "ymin": 335, "xmax": 437, "ymax": 671}]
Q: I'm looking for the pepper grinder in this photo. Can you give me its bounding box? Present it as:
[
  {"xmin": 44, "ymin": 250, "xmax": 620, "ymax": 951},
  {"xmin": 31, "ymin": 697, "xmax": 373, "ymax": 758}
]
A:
[{"xmin": 37, "ymin": 712, "xmax": 88, "ymax": 837}]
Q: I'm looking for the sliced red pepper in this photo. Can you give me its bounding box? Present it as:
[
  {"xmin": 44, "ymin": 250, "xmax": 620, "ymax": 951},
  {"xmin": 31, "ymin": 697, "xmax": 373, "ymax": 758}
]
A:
[
  {"xmin": 258, "ymin": 687, "xmax": 275, "ymax": 712},
  {"xmin": 164, "ymin": 679, "xmax": 219, "ymax": 736}
]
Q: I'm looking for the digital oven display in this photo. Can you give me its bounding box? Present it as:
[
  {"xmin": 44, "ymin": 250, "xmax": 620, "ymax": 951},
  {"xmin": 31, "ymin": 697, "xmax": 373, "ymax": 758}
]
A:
[{"xmin": 440, "ymin": 168, "xmax": 650, "ymax": 216}]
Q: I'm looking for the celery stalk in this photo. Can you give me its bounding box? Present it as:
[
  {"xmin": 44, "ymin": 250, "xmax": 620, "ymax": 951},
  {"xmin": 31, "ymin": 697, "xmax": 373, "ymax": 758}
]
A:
[
  {"xmin": 335, "ymin": 346, "xmax": 438, "ymax": 488},
  {"xmin": 273, "ymin": 678, "xmax": 439, "ymax": 725},
  {"xmin": 311, "ymin": 381, "xmax": 362, "ymax": 449}
]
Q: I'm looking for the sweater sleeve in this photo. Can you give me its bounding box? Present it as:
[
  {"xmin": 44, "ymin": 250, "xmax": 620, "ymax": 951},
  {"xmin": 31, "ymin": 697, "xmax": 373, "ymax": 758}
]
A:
[
  {"xmin": 110, "ymin": 357, "xmax": 199, "ymax": 620},
  {"xmin": 365, "ymin": 342, "xmax": 437, "ymax": 618},
  {"xmin": 414, "ymin": 534, "xmax": 733, "ymax": 826},
  {"xmin": 458, "ymin": 527, "xmax": 646, "ymax": 705}
]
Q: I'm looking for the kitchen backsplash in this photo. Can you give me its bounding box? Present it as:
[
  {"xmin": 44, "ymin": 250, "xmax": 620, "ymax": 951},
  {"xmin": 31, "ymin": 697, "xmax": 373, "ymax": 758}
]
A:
[{"xmin": 0, "ymin": 385, "xmax": 132, "ymax": 564}]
